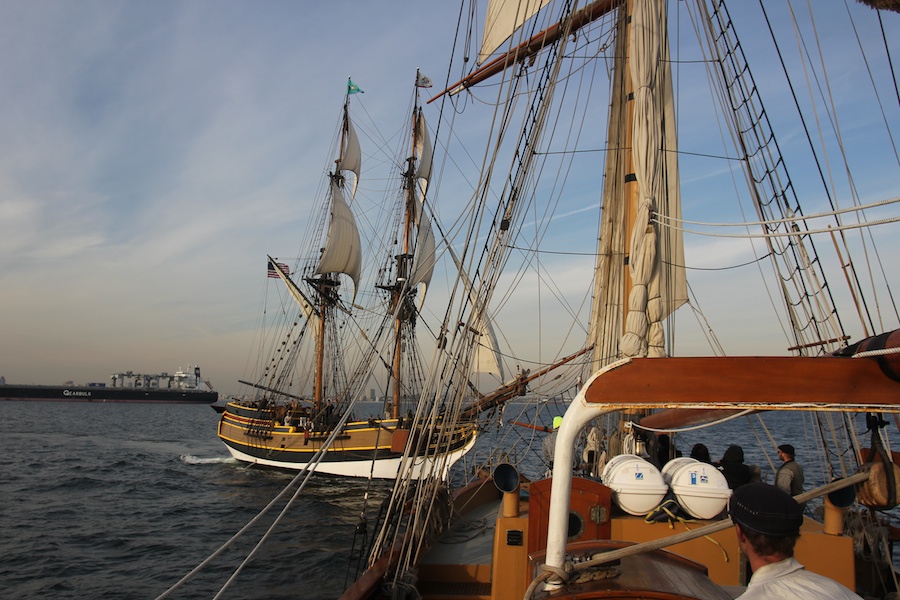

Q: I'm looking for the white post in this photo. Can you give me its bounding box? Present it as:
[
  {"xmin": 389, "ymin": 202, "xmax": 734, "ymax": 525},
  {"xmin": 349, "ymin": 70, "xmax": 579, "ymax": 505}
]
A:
[{"xmin": 544, "ymin": 361, "xmax": 628, "ymax": 586}]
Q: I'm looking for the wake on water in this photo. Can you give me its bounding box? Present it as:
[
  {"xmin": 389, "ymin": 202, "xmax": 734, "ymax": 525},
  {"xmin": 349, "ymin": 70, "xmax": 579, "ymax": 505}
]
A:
[{"xmin": 180, "ymin": 454, "xmax": 238, "ymax": 465}]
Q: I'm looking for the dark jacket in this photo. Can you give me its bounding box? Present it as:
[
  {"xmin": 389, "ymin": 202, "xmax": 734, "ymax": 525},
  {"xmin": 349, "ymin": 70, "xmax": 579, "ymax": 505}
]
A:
[{"xmin": 718, "ymin": 445, "xmax": 753, "ymax": 489}]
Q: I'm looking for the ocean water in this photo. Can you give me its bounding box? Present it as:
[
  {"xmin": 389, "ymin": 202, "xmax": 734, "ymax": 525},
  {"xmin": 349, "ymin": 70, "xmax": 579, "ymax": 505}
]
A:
[
  {"xmin": 0, "ymin": 401, "xmax": 392, "ymax": 600},
  {"xmin": 1, "ymin": 400, "xmax": 896, "ymax": 599}
]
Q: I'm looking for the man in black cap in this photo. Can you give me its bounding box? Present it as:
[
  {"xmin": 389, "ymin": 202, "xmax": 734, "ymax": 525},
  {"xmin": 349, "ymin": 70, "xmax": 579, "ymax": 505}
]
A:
[
  {"xmin": 775, "ymin": 444, "xmax": 804, "ymax": 497},
  {"xmin": 730, "ymin": 483, "xmax": 861, "ymax": 598}
]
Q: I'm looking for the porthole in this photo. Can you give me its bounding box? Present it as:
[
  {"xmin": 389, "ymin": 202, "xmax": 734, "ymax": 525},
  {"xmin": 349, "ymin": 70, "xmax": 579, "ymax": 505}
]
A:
[{"xmin": 567, "ymin": 511, "xmax": 584, "ymax": 539}]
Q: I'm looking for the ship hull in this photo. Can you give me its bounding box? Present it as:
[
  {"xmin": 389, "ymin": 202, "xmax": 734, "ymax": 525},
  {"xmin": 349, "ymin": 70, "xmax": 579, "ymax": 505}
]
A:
[
  {"xmin": 217, "ymin": 402, "xmax": 478, "ymax": 479},
  {"xmin": 0, "ymin": 384, "xmax": 218, "ymax": 404}
]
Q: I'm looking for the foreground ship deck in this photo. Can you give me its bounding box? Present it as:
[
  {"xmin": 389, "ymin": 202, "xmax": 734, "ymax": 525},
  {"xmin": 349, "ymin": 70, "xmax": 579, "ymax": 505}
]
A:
[{"xmin": 343, "ymin": 470, "xmax": 868, "ymax": 600}]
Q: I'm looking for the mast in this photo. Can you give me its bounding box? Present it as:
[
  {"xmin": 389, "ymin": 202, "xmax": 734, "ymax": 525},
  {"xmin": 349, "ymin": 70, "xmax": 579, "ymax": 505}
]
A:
[
  {"xmin": 372, "ymin": 72, "xmax": 435, "ymax": 421},
  {"xmin": 622, "ymin": 0, "xmax": 637, "ymax": 338},
  {"xmin": 311, "ymin": 87, "xmax": 363, "ymax": 416},
  {"xmin": 313, "ymin": 284, "xmax": 327, "ymax": 415},
  {"xmin": 590, "ymin": 0, "xmax": 686, "ymax": 370},
  {"xmin": 390, "ymin": 80, "xmax": 424, "ymax": 420}
]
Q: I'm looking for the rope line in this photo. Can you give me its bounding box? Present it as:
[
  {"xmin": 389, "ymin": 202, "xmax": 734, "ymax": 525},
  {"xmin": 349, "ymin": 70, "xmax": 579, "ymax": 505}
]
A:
[
  {"xmin": 654, "ymin": 196, "xmax": 900, "ymax": 227},
  {"xmin": 655, "ymin": 214, "xmax": 900, "ymax": 239},
  {"xmin": 632, "ymin": 409, "xmax": 756, "ymax": 434}
]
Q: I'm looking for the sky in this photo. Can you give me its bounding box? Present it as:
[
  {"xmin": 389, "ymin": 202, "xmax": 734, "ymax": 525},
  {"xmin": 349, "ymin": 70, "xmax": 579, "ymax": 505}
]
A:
[{"xmin": 1, "ymin": 1, "xmax": 898, "ymax": 396}]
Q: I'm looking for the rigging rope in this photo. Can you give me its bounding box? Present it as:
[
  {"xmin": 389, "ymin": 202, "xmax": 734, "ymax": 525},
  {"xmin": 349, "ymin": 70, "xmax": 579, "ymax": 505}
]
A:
[
  {"xmin": 654, "ymin": 214, "xmax": 900, "ymax": 238},
  {"xmin": 632, "ymin": 409, "xmax": 755, "ymax": 434},
  {"xmin": 851, "ymin": 346, "xmax": 900, "ymax": 358},
  {"xmin": 655, "ymin": 195, "xmax": 900, "ymax": 227}
]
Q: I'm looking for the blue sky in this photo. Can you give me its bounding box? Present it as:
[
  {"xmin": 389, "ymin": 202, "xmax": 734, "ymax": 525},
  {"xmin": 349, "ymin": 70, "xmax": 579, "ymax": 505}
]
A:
[{"xmin": 1, "ymin": 1, "xmax": 898, "ymax": 395}]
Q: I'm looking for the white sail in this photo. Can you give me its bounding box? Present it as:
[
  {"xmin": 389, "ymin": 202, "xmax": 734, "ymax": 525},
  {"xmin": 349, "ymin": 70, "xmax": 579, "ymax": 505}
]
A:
[
  {"xmin": 315, "ymin": 181, "xmax": 362, "ymax": 298},
  {"xmin": 447, "ymin": 246, "xmax": 505, "ymax": 382},
  {"xmin": 409, "ymin": 199, "xmax": 435, "ymax": 294},
  {"xmin": 410, "ymin": 111, "xmax": 436, "ymax": 303},
  {"xmin": 478, "ymin": 0, "xmax": 552, "ymax": 65},
  {"xmin": 470, "ymin": 307, "xmax": 505, "ymax": 382},
  {"xmin": 415, "ymin": 111, "xmax": 433, "ymax": 185},
  {"xmin": 337, "ymin": 115, "xmax": 362, "ymax": 198}
]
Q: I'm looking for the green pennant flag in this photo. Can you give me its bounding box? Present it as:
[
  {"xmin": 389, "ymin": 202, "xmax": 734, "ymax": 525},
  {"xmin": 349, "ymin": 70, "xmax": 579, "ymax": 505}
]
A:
[{"xmin": 347, "ymin": 78, "xmax": 364, "ymax": 94}]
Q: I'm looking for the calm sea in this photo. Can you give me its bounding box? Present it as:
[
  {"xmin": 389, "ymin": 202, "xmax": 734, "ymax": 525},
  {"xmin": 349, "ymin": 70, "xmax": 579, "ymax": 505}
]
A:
[
  {"xmin": 0, "ymin": 401, "xmax": 394, "ymax": 600},
  {"xmin": 0, "ymin": 400, "xmax": 896, "ymax": 599}
]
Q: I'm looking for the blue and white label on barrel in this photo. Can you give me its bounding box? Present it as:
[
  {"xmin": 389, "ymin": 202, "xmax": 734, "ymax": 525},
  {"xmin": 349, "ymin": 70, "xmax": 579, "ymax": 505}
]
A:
[
  {"xmin": 634, "ymin": 466, "xmax": 644, "ymax": 480},
  {"xmin": 700, "ymin": 469, "xmax": 709, "ymax": 484},
  {"xmin": 690, "ymin": 471, "xmax": 697, "ymax": 485}
]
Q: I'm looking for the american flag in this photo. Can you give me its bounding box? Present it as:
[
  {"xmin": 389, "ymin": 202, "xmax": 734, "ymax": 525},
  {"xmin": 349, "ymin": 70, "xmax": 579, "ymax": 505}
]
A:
[{"xmin": 267, "ymin": 260, "xmax": 290, "ymax": 278}]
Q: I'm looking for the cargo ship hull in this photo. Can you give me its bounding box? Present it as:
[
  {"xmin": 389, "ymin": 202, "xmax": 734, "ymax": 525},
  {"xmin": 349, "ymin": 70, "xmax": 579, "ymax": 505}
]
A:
[{"xmin": 0, "ymin": 384, "xmax": 218, "ymax": 404}]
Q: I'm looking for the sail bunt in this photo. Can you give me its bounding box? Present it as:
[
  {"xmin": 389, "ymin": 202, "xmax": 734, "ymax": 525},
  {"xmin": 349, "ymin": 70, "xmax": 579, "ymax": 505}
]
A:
[{"xmin": 590, "ymin": 0, "xmax": 686, "ymax": 366}]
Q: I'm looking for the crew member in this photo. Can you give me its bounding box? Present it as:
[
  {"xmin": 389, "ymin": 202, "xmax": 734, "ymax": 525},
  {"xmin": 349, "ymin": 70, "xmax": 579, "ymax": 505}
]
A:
[
  {"xmin": 730, "ymin": 483, "xmax": 862, "ymax": 599},
  {"xmin": 775, "ymin": 444, "xmax": 804, "ymax": 497}
]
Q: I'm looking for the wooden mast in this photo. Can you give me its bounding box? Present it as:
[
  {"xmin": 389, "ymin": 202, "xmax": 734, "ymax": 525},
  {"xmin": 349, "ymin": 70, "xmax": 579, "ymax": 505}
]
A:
[
  {"xmin": 390, "ymin": 86, "xmax": 422, "ymax": 420},
  {"xmin": 621, "ymin": 0, "xmax": 637, "ymax": 338},
  {"xmin": 315, "ymin": 95, "xmax": 352, "ymax": 416},
  {"xmin": 313, "ymin": 296, "xmax": 326, "ymax": 415}
]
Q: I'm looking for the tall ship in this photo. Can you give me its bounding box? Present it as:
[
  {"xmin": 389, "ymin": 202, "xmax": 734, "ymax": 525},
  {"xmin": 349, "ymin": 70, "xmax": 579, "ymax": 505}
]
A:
[
  {"xmin": 0, "ymin": 365, "xmax": 218, "ymax": 404},
  {"xmin": 216, "ymin": 76, "xmax": 486, "ymax": 479}
]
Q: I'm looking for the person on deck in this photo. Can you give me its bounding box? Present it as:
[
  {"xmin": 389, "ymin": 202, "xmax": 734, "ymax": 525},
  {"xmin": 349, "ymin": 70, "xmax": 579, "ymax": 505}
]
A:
[
  {"xmin": 543, "ymin": 416, "xmax": 562, "ymax": 469},
  {"xmin": 730, "ymin": 483, "xmax": 862, "ymax": 599},
  {"xmin": 690, "ymin": 443, "xmax": 712, "ymax": 463},
  {"xmin": 775, "ymin": 444, "xmax": 805, "ymax": 497},
  {"xmin": 718, "ymin": 445, "xmax": 759, "ymax": 489},
  {"xmin": 582, "ymin": 426, "xmax": 606, "ymax": 478}
]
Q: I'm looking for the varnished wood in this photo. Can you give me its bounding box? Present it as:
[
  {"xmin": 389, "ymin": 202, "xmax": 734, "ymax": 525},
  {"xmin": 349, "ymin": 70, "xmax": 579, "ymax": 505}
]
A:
[
  {"xmin": 528, "ymin": 540, "xmax": 733, "ymax": 599},
  {"xmin": 585, "ymin": 354, "xmax": 900, "ymax": 412},
  {"xmin": 528, "ymin": 477, "xmax": 612, "ymax": 555}
]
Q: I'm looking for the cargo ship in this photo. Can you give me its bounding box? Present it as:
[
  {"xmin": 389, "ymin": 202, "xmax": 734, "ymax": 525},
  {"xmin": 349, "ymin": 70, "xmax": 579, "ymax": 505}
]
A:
[{"xmin": 0, "ymin": 366, "xmax": 218, "ymax": 404}]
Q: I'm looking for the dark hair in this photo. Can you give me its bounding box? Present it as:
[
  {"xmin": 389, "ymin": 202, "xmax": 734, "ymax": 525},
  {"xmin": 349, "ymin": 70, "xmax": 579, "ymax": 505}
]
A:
[
  {"xmin": 778, "ymin": 444, "xmax": 795, "ymax": 459},
  {"xmin": 739, "ymin": 525, "xmax": 798, "ymax": 558}
]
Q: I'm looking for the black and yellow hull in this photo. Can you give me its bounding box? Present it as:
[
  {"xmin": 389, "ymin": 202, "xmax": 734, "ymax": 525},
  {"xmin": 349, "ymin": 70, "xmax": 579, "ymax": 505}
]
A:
[{"xmin": 217, "ymin": 402, "xmax": 478, "ymax": 479}]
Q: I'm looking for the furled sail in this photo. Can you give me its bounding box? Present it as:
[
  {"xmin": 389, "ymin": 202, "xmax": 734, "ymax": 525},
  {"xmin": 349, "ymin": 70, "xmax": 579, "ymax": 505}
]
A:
[
  {"xmin": 315, "ymin": 181, "xmax": 363, "ymax": 298},
  {"xmin": 588, "ymin": 0, "xmax": 686, "ymax": 369},
  {"xmin": 478, "ymin": 0, "xmax": 553, "ymax": 65},
  {"xmin": 337, "ymin": 115, "xmax": 362, "ymax": 198},
  {"xmin": 620, "ymin": 0, "xmax": 687, "ymax": 358}
]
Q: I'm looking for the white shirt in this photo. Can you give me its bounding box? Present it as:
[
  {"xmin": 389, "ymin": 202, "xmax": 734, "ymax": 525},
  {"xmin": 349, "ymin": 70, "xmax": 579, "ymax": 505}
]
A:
[{"xmin": 738, "ymin": 557, "xmax": 862, "ymax": 599}]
